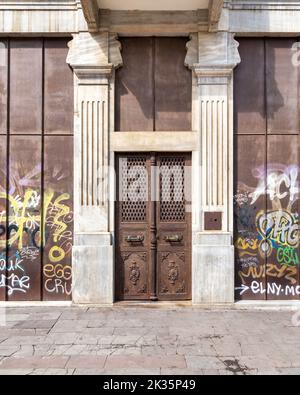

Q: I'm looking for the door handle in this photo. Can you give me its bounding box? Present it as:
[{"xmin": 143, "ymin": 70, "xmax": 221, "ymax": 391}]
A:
[
  {"xmin": 126, "ymin": 235, "xmax": 144, "ymax": 243},
  {"xmin": 164, "ymin": 235, "xmax": 183, "ymax": 243}
]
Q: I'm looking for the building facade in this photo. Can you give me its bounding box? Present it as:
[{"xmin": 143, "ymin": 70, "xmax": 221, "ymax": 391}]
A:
[{"xmin": 0, "ymin": 0, "xmax": 299, "ymax": 305}]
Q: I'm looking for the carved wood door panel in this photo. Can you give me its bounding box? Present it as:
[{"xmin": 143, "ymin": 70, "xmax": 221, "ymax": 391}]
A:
[
  {"xmin": 157, "ymin": 154, "xmax": 192, "ymax": 300},
  {"xmin": 115, "ymin": 154, "xmax": 151, "ymax": 300},
  {"xmin": 115, "ymin": 153, "xmax": 191, "ymax": 301}
]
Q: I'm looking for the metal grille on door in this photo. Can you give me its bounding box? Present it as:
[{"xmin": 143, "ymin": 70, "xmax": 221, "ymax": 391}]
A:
[{"xmin": 115, "ymin": 153, "xmax": 191, "ymax": 301}]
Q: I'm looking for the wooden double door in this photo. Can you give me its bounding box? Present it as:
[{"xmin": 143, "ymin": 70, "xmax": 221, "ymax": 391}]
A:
[{"xmin": 115, "ymin": 153, "xmax": 191, "ymax": 301}]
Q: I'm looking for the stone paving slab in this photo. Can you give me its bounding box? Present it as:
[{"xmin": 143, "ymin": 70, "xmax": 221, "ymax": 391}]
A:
[
  {"xmin": 105, "ymin": 355, "xmax": 187, "ymax": 370},
  {"xmin": 0, "ymin": 356, "xmax": 69, "ymax": 369},
  {"xmin": 0, "ymin": 306, "xmax": 299, "ymax": 375}
]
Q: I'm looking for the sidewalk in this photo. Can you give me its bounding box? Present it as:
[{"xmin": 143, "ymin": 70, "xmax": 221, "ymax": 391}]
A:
[{"xmin": 0, "ymin": 306, "xmax": 299, "ymax": 375}]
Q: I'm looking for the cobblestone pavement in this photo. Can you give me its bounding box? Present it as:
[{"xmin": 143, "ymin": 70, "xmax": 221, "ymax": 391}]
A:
[{"xmin": 0, "ymin": 306, "xmax": 299, "ymax": 375}]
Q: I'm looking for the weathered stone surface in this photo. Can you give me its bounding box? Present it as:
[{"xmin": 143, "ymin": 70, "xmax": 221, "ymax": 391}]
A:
[
  {"xmin": 0, "ymin": 356, "xmax": 69, "ymax": 369},
  {"xmin": 66, "ymin": 356, "xmax": 106, "ymax": 369},
  {"xmin": 105, "ymin": 355, "xmax": 187, "ymax": 369},
  {"xmin": 0, "ymin": 295, "xmax": 299, "ymax": 375}
]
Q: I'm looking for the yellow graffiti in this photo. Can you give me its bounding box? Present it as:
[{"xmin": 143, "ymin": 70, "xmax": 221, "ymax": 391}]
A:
[
  {"xmin": 51, "ymin": 194, "xmax": 70, "ymax": 243},
  {"xmin": 235, "ymin": 237, "xmax": 258, "ymax": 257},
  {"xmin": 256, "ymin": 209, "xmax": 299, "ymax": 249},
  {"xmin": 0, "ymin": 190, "xmax": 40, "ymax": 249},
  {"xmin": 43, "ymin": 190, "xmax": 55, "ymax": 243},
  {"xmin": 43, "ymin": 264, "xmax": 72, "ymax": 281},
  {"xmin": 0, "ymin": 188, "xmax": 73, "ymax": 296},
  {"xmin": 49, "ymin": 246, "xmax": 65, "ymax": 263},
  {"xmin": 0, "ymin": 190, "xmax": 71, "ymax": 251},
  {"xmin": 238, "ymin": 263, "xmax": 298, "ymax": 285}
]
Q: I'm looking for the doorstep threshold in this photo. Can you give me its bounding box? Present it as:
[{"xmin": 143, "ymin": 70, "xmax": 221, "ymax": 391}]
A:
[
  {"xmin": 113, "ymin": 301, "xmax": 193, "ymax": 309},
  {"xmin": 0, "ymin": 301, "xmax": 72, "ymax": 308},
  {"xmin": 0, "ymin": 300, "xmax": 299, "ymax": 311},
  {"xmin": 113, "ymin": 300, "xmax": 300, "ymax": 311}
]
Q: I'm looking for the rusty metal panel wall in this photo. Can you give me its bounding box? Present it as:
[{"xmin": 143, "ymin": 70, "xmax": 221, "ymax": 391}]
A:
[
  {"xmin": 44, "ymin": 39, "xmax": 74, "ymax": 135},
  {"xmin": 266, "ymin": 135, "xmax": 299, "ymax": 300},
  {"xmin": 115, "ymin": 37, "xmax": 192, "ymax": 132},
  {"xmin": 266, "ymin": 39, "xmax": 299, "ymax": 135},
  {"xmin": 0, "ymin": 40, "xmax": 8, "ymax": 134},
  {"xmin": 234, "ymin": 38, "xmax": 300, "ymax": 301},
  {"xmin": 234, "ymin": 39, "xmax": 266, "ymax": 135},
  {"xmin": 0, "ymin": 136, "xmax": 7, "ymax": 300},
  {"xmin": 234, "ymin": 134, "xmax": 267, "ymax": 300},
  {"xmin": 8, "ymin": 136, "xmax": 42, "ymax": 301},
  {"xmin": 43, "ymin": 136, "xmax": 73, "ymax": 301},
  {"xmin": 154, "ymin": 38, "xmax": 191, "ymax": 131},
  {"xmin": 0, "ymin": 38, "xmax": 73, "ymax": 301},
  {"xmin": 115, "ymin": 38, "xmax": 154, "ymax": 132},
  {"xmin": 10, "ymin": 39, "xmax": 43, "ymax": 135}
]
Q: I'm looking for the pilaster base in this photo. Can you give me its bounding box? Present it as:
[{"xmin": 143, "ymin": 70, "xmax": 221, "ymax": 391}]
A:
[
  {"xmin": 72, "ymin": 233, "xmax": 114, "ymax": 304},
  {"xmin": 192, "ymin": 233, "xmax": 234, "ymax": 304}
]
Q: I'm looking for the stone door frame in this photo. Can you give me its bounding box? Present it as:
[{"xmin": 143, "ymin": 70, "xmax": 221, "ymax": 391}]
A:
[{"xmin": 66, "ymin": 29, "xmax": 241, "ymax": 305}]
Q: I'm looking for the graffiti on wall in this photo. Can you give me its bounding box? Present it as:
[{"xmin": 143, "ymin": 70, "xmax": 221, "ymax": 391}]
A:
[
  {"xmin": 235, "ymin": 164, "xmax": 300, "ymax": 298},
  {"xmin": 0, "ymin": 164, "xmax": 73, "ymax": 297}
]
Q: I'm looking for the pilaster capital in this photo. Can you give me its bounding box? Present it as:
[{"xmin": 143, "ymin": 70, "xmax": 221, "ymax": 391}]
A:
[
  {"xmin": 72, "ymin": 66, "xmax": 113, "ymax": 85},
  {"xmin": 191, "ymin": 31, "xmax": 240, "ymax": 84},
  {"xmin": 194, "ymin": 66, "xmax": 234, "ymax": 85},
  {"xmin": 185, "ymin": 33, "xmax": 199, "ymax": 70},
  {"xmin": 67, "ymin": 31, "xmax": 123, "ymax": 81}
]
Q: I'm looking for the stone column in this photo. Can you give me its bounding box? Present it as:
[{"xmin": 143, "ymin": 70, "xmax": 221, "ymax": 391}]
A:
[
  {"xmin": 67, "ymin": 32, "xmax": 122, "ymax": 304},
  {"xmin": 192, "ymin": 32, "xmax": 240, "ymax": 304}
]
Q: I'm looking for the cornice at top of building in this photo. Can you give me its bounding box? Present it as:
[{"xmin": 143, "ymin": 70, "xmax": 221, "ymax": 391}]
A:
[
  {"xmin": 224, "ymin": 0, "xmax": 300, "ymax": 10},
  {"xmin": 0, "ymin": 0, "xmax": 80, "ymax": 11}
]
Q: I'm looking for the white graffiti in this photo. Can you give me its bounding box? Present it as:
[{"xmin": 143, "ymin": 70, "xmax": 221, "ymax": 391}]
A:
[
  {"xmin": 239, "ymin": 256, "xmax": 259, "ymax": 269},
  {"xmin": 250, "ymin": 165, "xmax": 299, "ymax": 205},
  {"xmin": 0, "ymin": 257, "xmax": 24, "ymax": 272},
  {"xmin": 292, "ymin": 42, "xmax": 300, "ymax": 67},
  {"xmin": 234, "ymin": 192, "xmax": 252, "ymax": 206},
  {"xmin": 0, "ymin": 274, "xmax": 30, "ymax": 295},
  {"xmin": 44, "ymin": 278, "xmax": 72, "ymax": 296},
  {"xmin": 236, "ymin": 281, "xmax": 300, "ymax": 297},
  {"xmin": 27, "ymin": 191, "xmax": 41, "ymax": 209},
  {"xmin": 20, "ymin": 247, "xmax": 40, "ymax": 262}
]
